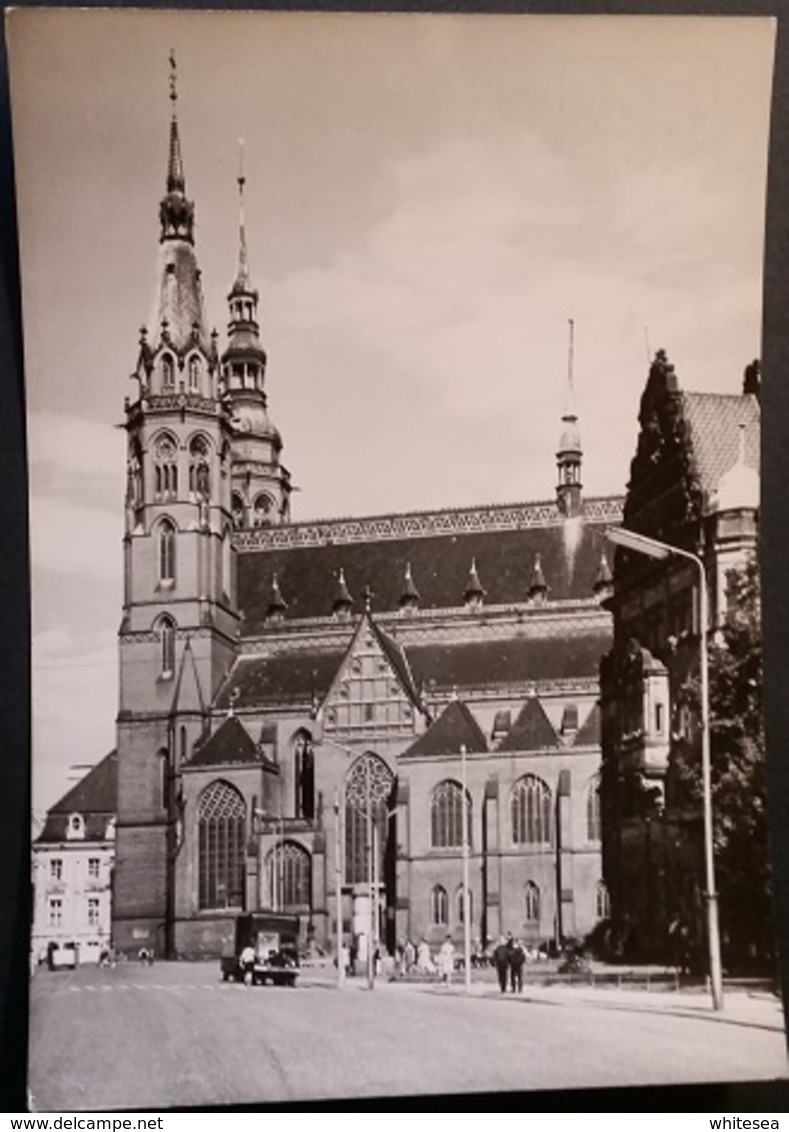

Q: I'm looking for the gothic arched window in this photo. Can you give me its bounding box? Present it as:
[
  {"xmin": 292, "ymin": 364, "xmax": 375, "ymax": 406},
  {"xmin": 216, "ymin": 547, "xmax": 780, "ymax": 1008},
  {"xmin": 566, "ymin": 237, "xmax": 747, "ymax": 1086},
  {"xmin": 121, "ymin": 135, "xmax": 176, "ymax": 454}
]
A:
[
  {"xmin": 153, "ymin": 434, "xmax": 178, "ymax": 502},
  {"xmin": 197, "ymin": 780, "xmax": 246, "ymax": 911},
  {"xmin": 188, "ymin": 435, "xmax": 210, "ymax": 499},
  {"xmin": 512, "ymin": 775, "xmax": 552, "ymax": 846},
  {"xmin": 456, "ymin": 885, "xmax": 473, "ymax": 926},
  {"xmin": 430, "ymin": 780, "xmax": 471, "ymax": 849},
  {"xmin": 431, "ymin": 885, "xmax": 448, "ymax": 926},
  {"xmin": 294, "ymin": 731, "xmax": 315, "ymax": 821},
  {"xmin": 344, "ymin": 753, "xmax": 394, "ymax": 885},
  {"xmin": 587, "ymin": 775, "xmax": 602, "ymax": 843},
  {"xmin": 158, "ymin": 519, "xmax": 176, "ymax": 586},
  {"xmin": 161, "ymin": 353, "xmax": 175, "ymax": 392},
  {"xmin": 253, "ymin": 494, "xmax": 274, "ymax": 528},
  {"xmin": 267, "ymin": 841, "xmax": 311, "ymax": 910},
  {"xmin": 231, "ymin": 492, "xmax": 245, "ymax": 530},
  {"xmin": 524, "ymin": 881, "xmax": 540, "ymax": 922},
  {"xmin": 158, "ymin": 615, "xmax": 176, "ymax": 677},
  {"xmin": 188, "ymin": 355, "xmax": 200, "ymax": 393},
  {"xmin": 222, "ymin": 526, "xmax": 232, "ymax": 597}
]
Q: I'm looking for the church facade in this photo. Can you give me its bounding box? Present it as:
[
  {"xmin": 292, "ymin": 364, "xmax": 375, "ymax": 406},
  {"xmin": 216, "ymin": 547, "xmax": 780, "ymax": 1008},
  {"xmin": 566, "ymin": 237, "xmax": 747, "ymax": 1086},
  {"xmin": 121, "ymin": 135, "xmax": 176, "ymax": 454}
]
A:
[{"xmin": 112, "ymin": 80, "xmax": 623, "ymax": 961}]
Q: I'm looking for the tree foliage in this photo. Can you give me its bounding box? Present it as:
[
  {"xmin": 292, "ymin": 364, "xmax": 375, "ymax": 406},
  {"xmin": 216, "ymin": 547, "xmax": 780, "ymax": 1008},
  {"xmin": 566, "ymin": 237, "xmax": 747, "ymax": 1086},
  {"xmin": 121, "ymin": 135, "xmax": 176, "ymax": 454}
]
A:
[{"xmin": 672, "ymin": 558, "xmax": 772, "ymax": 970}]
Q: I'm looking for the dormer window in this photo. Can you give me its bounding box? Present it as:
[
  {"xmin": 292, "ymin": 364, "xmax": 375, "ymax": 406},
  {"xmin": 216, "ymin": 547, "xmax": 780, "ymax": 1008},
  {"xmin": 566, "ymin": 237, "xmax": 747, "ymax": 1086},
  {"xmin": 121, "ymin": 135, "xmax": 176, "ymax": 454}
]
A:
[{"xmin": 67, "ymin": 813, "xmax": 85, "ymax": 841}]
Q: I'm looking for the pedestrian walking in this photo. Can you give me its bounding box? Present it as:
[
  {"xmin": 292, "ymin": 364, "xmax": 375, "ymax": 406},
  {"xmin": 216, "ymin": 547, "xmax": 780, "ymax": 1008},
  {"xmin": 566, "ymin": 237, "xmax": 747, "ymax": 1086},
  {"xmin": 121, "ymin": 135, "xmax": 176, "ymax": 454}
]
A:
[
  {"xmin": 493, "ymin": 935, "xmax": 509, "ymax": 993},
  {"xmin": 509, "ymin": 937, "xmax": 525, "ymax": 993},
  {"xmin": 438, "ymin": 935, "xmax": 455, "ymax": 986},
  {"xmin": 417, "ymin": 937, "xmax": 433, "ymax": 974},
  {"xmin": 404, "ymin": 938, "xmax": 416, "ymax": 972},
  {"xmin": 240, "ymin": 943, "xmax": 255, "ymax": 986}
]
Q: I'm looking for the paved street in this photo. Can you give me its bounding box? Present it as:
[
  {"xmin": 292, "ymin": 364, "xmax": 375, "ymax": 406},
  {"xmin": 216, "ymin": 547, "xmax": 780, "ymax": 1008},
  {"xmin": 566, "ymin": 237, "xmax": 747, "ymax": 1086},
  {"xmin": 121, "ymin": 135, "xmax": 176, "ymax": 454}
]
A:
[{"xmin": 29, "ymin": 961, "xmax": 788, "ymax": 1109}]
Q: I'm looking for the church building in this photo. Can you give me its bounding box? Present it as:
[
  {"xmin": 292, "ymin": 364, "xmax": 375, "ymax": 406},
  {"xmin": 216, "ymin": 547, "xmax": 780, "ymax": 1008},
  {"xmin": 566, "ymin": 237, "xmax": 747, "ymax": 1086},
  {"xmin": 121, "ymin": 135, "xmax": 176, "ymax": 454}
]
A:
[{"xmin": 112, "ymin": 71, "xmax": 623, "ymax": 961}]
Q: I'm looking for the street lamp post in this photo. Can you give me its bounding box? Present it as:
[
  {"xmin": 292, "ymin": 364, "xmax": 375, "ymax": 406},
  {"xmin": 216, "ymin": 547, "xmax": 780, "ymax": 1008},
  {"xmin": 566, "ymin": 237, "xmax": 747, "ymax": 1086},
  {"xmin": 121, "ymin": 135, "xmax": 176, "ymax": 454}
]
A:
[
  {"xmin": 460, "ymin": 744, "xmax": 472, "ymax": 992},
  {"xmin": 606, "ymin": 526, "xmax": 724, "ymax": 1011}
]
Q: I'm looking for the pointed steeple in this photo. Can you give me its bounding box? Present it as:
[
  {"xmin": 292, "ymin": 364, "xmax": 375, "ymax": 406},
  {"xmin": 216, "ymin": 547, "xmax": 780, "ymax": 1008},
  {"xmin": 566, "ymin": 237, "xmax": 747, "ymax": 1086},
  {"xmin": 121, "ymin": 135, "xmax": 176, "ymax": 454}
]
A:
[
  {"xmin": 159, "ymin": 51, "xmax": 194, "ymax": 245},
  {"xmin": 527, "ymin": 553, "xmax": 549, "ymax": 604},
  {"xmin": 148, "ymin": 53, "xmax": 208, "ymax": 355},
  {"xmin": 463, "ymin": 558, "xmax": 485, "ymax": 610},
  {"xmin": 399, "ymin": 563, "xmax": 420, "ymax": 612},
  {"xmin": 557, "ymin": 318, "xmax": 583, "ymax": 518},
  {"xmin": 332, "ymin": 568, "xmax": 353, "ymax": 619}
]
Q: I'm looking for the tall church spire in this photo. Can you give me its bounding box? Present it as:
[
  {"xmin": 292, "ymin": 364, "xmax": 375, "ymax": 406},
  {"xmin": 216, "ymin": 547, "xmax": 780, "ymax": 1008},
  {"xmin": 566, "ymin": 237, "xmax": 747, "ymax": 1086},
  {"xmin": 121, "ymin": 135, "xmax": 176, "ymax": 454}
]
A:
[
  {"xmin": 556, "ymin": 318, "xmax": 583, "ymax": 518},
  {"xmin": 159, "ymin": 51, "xmax": 194, "ymax": 245}
]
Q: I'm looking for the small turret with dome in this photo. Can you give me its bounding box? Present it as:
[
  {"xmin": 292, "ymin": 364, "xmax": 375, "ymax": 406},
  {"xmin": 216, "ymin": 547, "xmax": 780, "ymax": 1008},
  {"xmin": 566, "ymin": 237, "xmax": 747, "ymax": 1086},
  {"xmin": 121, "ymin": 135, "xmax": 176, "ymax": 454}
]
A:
[
  {"xmin": 710, "ymin": 423, "xmax": 759, "ymax": 515},
  {"xmin": 222, "ymin": 141, "xmax": 293, "ymax": 530}
]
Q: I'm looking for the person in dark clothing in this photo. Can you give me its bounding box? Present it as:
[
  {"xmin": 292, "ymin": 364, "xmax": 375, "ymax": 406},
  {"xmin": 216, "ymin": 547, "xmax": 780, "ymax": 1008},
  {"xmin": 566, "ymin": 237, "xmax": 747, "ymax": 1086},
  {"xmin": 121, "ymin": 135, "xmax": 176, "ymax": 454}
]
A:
[
  {"xmin": 493, "ymin": 936, "xmax": 510, "ymax": 993},
  {"xmin": 509, "ymin": 938, "xmax": 525, "ymax": 993}
]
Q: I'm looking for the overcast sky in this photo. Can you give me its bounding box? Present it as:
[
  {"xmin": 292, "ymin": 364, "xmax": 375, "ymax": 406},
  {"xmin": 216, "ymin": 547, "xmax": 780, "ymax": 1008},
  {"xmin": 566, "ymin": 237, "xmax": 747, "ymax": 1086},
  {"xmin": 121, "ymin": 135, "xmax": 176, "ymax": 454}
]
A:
[{"xmin": 7, "ymin": 9, "xmax": 774, "ymax": 819}]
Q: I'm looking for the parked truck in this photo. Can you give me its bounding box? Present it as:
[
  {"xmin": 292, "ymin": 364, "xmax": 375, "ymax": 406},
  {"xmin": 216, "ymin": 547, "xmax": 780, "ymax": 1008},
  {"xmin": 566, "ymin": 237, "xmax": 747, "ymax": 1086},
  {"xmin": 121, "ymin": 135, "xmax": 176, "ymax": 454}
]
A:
[{"xmin": 220, "ymin": 913, "xmax": 300, "ymax": 987}]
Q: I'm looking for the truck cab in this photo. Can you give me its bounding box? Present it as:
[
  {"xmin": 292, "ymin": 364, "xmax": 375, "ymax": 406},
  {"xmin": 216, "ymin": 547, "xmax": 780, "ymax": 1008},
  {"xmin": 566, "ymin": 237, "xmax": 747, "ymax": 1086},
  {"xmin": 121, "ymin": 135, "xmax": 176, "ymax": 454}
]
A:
[{"xmin": 220, "ymin": 913, "xmax": 300, "ymax": 987}]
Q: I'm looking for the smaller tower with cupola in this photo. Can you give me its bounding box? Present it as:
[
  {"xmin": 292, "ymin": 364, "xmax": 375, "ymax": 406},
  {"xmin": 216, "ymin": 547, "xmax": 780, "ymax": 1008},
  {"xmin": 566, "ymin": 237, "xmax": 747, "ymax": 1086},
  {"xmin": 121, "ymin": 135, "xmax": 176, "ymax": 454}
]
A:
[
  {"xmin": 223, "ymin": 143, "xmax": 292, "ymax": 531},
  {"xmin": 556, "ymin": 318, "xmax": 583, "ymax": 518}
]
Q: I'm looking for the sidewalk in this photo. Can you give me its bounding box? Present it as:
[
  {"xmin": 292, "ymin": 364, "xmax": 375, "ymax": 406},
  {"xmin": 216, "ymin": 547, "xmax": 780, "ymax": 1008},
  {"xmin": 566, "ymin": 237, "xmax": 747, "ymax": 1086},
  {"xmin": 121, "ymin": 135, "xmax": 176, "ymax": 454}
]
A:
[{"xmin": 324, "ymin": 970, "xmax": 787, "ymax": 1031}]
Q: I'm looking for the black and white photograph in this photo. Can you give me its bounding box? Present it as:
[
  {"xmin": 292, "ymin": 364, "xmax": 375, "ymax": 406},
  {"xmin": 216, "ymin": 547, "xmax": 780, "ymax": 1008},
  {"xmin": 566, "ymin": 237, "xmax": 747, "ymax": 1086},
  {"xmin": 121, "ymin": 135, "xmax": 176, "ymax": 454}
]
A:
[{"xmin": 8, "ymin": 6, "xmax": 787, "ymax": 1108}]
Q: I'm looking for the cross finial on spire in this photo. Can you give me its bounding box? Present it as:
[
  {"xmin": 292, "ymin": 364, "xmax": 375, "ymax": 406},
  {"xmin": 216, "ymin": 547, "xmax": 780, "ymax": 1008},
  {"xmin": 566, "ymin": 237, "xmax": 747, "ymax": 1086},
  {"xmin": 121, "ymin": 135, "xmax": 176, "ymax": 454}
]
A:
[
  {"xmin": 169, "ymin": 49, "xmax": 178, "ymax": 107},
  {"xmin": 235, "ymin": 137, "xmax": 250, "ymax": 288}
]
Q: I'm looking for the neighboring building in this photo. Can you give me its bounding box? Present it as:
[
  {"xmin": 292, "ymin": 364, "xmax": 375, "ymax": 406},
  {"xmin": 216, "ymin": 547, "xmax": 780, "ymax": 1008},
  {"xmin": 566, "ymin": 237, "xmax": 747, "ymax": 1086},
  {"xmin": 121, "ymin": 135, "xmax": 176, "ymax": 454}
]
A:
[
  {"xmin": 112, "ymin": 74, "xmax": 623, "ymax": 961},
  {"xmin": 599, "ymin": 351, "xmax": 760, "ymax": 964},
  {"xmin": 32, "ymin": 752, "xmax": 117, "ymax": 965}
]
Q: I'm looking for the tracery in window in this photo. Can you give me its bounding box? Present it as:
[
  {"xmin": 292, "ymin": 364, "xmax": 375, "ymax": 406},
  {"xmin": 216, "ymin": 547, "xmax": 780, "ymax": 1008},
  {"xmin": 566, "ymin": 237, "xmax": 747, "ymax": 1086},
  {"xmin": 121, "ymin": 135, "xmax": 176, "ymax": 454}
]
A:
[
  {"xmin": 197, "ymin": 781, "xmax": 246, "ymax": 911},
  {"xmin": 512, "ymin": 775, "xmax": 552, "ymax": 846},
  {"xmin": 267, "ymin": 841, "xmax": 311, "ymax": 909},
  {"xmin": 153, "ymin": 435, "xmax": 178, "ymax": 502},
  {"xmin": 158, "ymin": 520, "xmax": 176, "ymax": 585},
  {"xmin": 344, "ymin": 753, "xmax": 394, "ymax": 884},
  {"xmin": 431, "ymin": 885, "xmax": 448, "ymax": 925},
  {"xmin": 430, "ymin": 780, "xmax": 471, "ymax": 850}
]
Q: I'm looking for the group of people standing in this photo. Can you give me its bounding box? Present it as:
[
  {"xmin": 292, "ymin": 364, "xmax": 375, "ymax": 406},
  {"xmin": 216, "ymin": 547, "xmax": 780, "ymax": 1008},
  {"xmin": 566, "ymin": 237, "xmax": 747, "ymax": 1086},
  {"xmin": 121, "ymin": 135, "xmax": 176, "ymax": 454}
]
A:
[{"xmin": 493, "ymin": 933, "xmax": 526, "ymax": 993}]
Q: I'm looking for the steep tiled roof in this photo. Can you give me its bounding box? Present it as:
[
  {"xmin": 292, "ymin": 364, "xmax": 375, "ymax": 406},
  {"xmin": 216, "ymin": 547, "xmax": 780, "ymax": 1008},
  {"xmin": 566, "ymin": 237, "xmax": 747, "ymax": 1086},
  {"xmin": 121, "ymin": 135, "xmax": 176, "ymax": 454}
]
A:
[
  {"xmin": 407, "ymin": 631, "xmax": 611, "ymax": 691},
  {"xmin": 498, "ymin": 698, "xmax": 558, "ymax": 752},
  {"xmin": 214, "ymin": 649, "xmax": 346, "ymax": 711},
  {"xmin": 38, "ymin": 751, "xmax": 117, "ymax": 843},
  {"xmin": 680, "ymin": 392, "xmax": 760, "ymax": 496},
  {"xmin": 237, "ymin": 505, "xmax": 621, "ymax": 632},
  {"xmin": 189, "ymin": 715, "xmax": 261, "ymax": 767},
  {"xmin": 402, "ymin": 700, "xmax": 488, "ymax": 759},
  {"xmin": 575, "ymin": 702, "xmax": 601, "ymax": 746}
]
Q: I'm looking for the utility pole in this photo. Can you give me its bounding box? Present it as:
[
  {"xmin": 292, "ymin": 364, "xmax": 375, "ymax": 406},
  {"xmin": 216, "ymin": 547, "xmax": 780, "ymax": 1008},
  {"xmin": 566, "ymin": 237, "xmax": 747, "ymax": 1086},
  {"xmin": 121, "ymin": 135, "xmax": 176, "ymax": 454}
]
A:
[{"xmin": 460, "ymin": 744, "xmax": 471, "ymax": 992}]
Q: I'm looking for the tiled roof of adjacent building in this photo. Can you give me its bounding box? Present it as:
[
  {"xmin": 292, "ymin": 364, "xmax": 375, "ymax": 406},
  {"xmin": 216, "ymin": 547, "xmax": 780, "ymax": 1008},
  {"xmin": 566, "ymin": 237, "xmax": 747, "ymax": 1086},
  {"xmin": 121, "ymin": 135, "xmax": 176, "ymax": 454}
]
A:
[
  {"xmin": 401, "ymin": 699, "xmax": 488, "ymax": 759},
  {"xmin": 236, "ymin": 498, "xmax": 623, "ymax": 631},
  {"xmin": 680, "ymin": 392, "xmax": 760, "ymax": 496},
  {"xmin": 38, "ymin": 751, "xmax": 117, "ymax": 843}
]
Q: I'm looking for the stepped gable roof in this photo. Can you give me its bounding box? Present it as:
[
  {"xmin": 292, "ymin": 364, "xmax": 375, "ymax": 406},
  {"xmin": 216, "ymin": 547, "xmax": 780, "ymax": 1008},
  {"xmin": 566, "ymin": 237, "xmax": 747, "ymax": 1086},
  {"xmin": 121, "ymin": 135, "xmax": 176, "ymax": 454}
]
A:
[
  {"xmin": 401, "ymin": 699, "xmax": 488, "ymax": 759},
  {"xmin": 498, "ymin": 698, "xmax": 558, "ymax": 752},
  {"xmin": 237, "ymin": 497, "xmax": 622, "ymax": 632},
  {"xmin": 38, "ymin": 751, "xmax": 117, "ymax": 843},
  {"xmin": 189, "ymin": 715, "xmax": 262, "ymax": 767},
  {"xmin": 214, "ymin": 648, "xmax": 348, "ymax": 711},
  {"xmin": 680, "ymin": 392, "xmax": 760, "ymax": 495},
  {"xmin": 407, "ymin": 630, "xmax": 611, "ymax": 691},
  {"xmin": 575, "ymin": 702, "xmax": 601, "ymax": 746}
]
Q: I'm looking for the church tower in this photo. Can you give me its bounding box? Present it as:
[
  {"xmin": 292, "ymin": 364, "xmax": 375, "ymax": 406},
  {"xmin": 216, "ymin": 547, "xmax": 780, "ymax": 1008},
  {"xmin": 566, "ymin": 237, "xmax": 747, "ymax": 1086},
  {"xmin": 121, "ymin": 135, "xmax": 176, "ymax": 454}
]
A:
[
  {"xmin": 114, "ymin": 58, "xmax": 240, "ymax": 958},
  {"xmin": 556, "ymin": 318, "xmax": 583, "ymax": 517},
  {"xmin": 223, "ymin": 144, "xmax": 292, "ymax": 530}
]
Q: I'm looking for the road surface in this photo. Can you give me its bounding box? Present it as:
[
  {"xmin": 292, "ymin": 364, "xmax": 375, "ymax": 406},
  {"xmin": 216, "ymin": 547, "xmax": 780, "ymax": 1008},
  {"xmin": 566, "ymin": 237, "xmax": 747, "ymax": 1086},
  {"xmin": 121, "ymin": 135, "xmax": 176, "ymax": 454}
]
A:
[{"xmin": 28, "ymin": 960, "xmax": 788, "ymax": 1110}]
